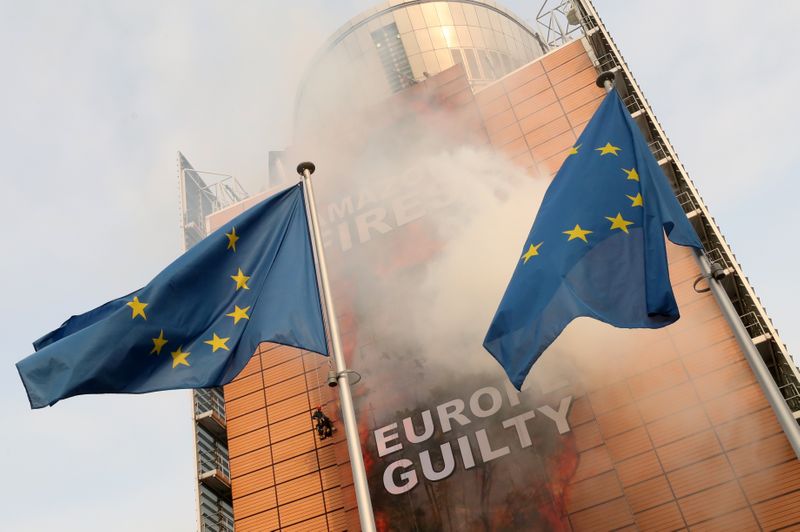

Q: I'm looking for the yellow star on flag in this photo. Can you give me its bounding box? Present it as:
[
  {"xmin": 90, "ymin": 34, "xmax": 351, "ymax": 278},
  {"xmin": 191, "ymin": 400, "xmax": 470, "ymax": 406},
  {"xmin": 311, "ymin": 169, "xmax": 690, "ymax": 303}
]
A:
[
  {"xmin": 606, "ymin": 213, "xmax": 634, "ymax": 234},
  {"xmin": 563, "ymin": 224, "xmax": 593, "ymax": 243},
  {"xmin": 126, "ymin": 296, "xmax": 148, "ymax": 320},
  {"xmin": 225, "ymin": 227, "xmax": 239, "ymax": 252},
  {"xmin": 622, "ymin": 168, "xmax": 639, "ymax": 181},
  {"xmin": 626, "ymin": 193, "xmax": 644, "ymax": 207},
  {"xmin": 226, "ymin": 305, "xmax": 250, "ymax": 325},
  {"xmin": 595, "ymin": 142, "xmax": 621, "ymax": 156},
  {"xmin": 150, "ymin": 330, "xmax": 168, "ymax": 355},
  {"xmin": 204, "ymin": 333, "xmax": 230, "ymax": 353},
  {"xmin": 231, "ymin": 268, "xmax": 250, "ymax": 291},
  {"xmin": 567, "ymin": 144, "xmax": 581, "ymax": 156},
  {"xmin": 171, "ymin": 346, "xmax": 190, "ymax": 368},
  {"xmin": 521, "ymin": 242, "xmax": 543, "ymax": 264}
]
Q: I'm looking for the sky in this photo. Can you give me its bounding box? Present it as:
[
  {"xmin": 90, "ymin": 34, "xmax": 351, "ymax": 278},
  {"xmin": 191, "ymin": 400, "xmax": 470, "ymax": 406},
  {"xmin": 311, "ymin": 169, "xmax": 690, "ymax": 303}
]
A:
[{"xmin": 0, "ymin": 1, "xmax": 797, "ymax": 530}]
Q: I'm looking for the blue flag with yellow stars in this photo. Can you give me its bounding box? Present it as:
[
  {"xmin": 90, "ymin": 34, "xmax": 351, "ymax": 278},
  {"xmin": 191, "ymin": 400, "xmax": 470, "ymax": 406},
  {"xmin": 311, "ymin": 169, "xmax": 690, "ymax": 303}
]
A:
[
  {"xmin": 17, "ymin": 184, "xmax": 328, "ymax": 408},
  {"xmin": 484, "ymin": 89, "xmax": 703, "ymax": 390}
]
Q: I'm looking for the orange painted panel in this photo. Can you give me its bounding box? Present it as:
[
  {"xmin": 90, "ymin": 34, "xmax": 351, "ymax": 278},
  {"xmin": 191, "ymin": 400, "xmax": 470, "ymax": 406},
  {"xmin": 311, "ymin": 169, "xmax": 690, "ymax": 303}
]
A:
[
  {"xmin": 569, "ymin": 497, "xmax": 634, "ymax": 531},
  {"xmin": 507, "ymin": 73, "xmax": 552, "ymax": 106},
  {"xmin": 263, "ymin": 357, "xmax": 306, "ymax": 387},
  {"xmin": 552, "ymin": 63, "xmax": 596, "ymax": 96},
  {"xmin": 693, "ymin": 360, "xmax": 756, "ymax": 402},
  {"xmin": 500, "ymin": 61, "xmax": 545, "ymax": 93},
  {"xmin": 739, "ymin": 459, "xmax": 800, "ymax": 504},
  {"xmin": 486, "ymin": 121, "xmax": 523, "ymax": 147},
  {"xmin": 270, "ymin": 411, "xmax": 313, "ymax": 443},
  {"xmin": 606, "ymin": 426, "xmax": 652, "ymax": 462},
  {"xmin": 656, "ymin": 429, "xmax": 722, "ymax": 472},
  {"xmin": 279, "ymin": 493, "xmax": 326, "ymax": 527},
  {"xmin": 282, "ymin": 515, "xmax": 328, "ymax": 532},
  {"xmin": 704, "ymin": 383, "xmax": 769, "ymax": 426},
  {"xmin": 645, "ymin": 404, "xmax": 710, "ymax": 448},
  {"xmin": 268, "ymin": 392, "xmax": 311, "ymax": 425},
  {"xmin": 727, "ymin": 432, "xmax": 795, "ymax": 477},
  {"xmin": 571, "ymin": 445, "xmax": 614, "ymax": 483},
  {"xmin": 682, "ymin": 337, "xmax": 744, "ymax": 379},
  {"xmin": 752, "ymin": 489, "xmax": 800, "ymax": 530},
  {"xmin": 523, "ymin": 116, "xmax": 572, "ymax": 149},
  {"xmin": 568, "ymin": 395, "xmax": 595, "ymax": 426},
  {"xmin": 234, "ymin": 508, "xmax": 279, "ymax": 532},
  {"xmin": 623, "ymin": 475, "xmax": 674, "ymax": 513},
  {"xmin": 530, "ymin": 130, "xmax": 577, "ymax": 161},
  {"xmin": 260, "ymin": 343, "xmax": 302, "ymax": 370},
  {"xmin": 540, "ymin": 40, "xmax": 587, "ymax": 71},
  {"xmin": 230, "ymin": 447, "xmax": 272, "ymax": 479},
  {"xmin": 274, "ymin": 450, "xmax": 321, "ymax": 485},
  {"xmin": 265, "ymin": 374, "xmax": 307, "ymax": 405},
  {"xmin": 615, "ymin": 451, "xmax": 663, "ymax": 492},
  {"xmin": 233, "ymin": 466, "xmax": 277, "ymax": 499},
  {"xmin": 691, "ymin": 507, "xmax": 759, "ymax": 532},
  {"xmin": 677, "ymin": 481, "xmax": 747, "ymax": 525},
  {"xmin": 483, "ymin": 108, "xmax": 516, "ymax": 136},
  {"xmin": 628, "ymin": 359, "xmax": 688, "ymax": 401},
  {"xmin": 633, "ymin": 501, "xmax": 685, "ymax": 531},
  {"xmin": 566, "ymin": 470, "xmax": 624, "ymax": 513},
  {"xmin": 572, "ymin": 420, "xmax": 603, "ymax": 452},
  {"xmin": 225, "ymin": 372, "xmax": 264, "ymax": 401},
  {"xmin": 227, "ymin": 408, "xmax": 268, "ymax": 439},
  {"xmin": 272, "ymin": 430, "xmax": 317, "ymax": 465},
  {"xmin": 276, "ymin": 471, "xmax": 323, "ymax": 506},
  {"xmin": 226, "ymin": 390, "xmax": 266, "ymax": 420},
  {"xmin": 514, "ymin": 88, "xmax": 558, "ymax": 121},
  {"xmin": 667, "ymin": 454, "xmax": 734, "ymax": 499},
  {"xmin": 637, "ymin": 381, "xmax": 699, "ymax": 424},
  {"xmin": 234, "ymin": 487, "xmax": 277, "ymax": 519},
  {"xmin": 597, "ymin": 404, "xmax": 643, "ymax": 440},
  {"xmin": 228, "ymin": 427, "xmax": 270, "ymax": 459},
  {"xmin": 324, "ymin": 487, "xmax": 344, "ymax": 511}
]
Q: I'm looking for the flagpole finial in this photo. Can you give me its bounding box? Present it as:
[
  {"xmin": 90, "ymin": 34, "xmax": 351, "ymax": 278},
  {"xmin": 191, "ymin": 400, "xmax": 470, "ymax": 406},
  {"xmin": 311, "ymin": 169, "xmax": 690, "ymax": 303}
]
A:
[
  {"xmin": 595, "ymin": 71, "xmax": 616, "ymax": 92},
  {"xmin": 297, "ymin": 161, "xmax": 316, "ymax": 176}
]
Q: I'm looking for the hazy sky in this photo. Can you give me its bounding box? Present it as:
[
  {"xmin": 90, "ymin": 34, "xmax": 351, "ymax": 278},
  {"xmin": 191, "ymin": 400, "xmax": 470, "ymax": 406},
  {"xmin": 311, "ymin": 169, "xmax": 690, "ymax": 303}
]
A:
[{"xmin": 1, "ymin": 1, "xmax": 797, "ymax": 530}]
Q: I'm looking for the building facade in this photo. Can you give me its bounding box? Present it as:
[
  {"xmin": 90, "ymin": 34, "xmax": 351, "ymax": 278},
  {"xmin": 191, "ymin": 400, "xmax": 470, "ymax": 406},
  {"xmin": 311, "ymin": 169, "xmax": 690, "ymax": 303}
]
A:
[{"xmin": 183, "ymin": 1, "xmax": 800, "ymax": 530}]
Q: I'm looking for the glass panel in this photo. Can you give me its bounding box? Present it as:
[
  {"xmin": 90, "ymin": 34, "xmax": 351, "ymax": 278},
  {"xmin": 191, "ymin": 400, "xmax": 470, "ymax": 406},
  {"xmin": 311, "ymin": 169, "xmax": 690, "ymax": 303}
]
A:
[
  {"xmin": 393, "ymin": 9, "xmax": 413, "ymax": 34},
  {"xmin": 462, "ymin": 3, "xmax": 479, "ymax": 26},
  {"xmin": 436, "ymin": 48, "xmax": 454, "ymax": 71},
  {"xmin": 484, "ymin": 28, "xmax": 497, "ymax": 49},
  {"xmin": 489, "ymin": 11, "xmax": 503, "ymax": 32},
  {"xmin": 415, "ymin": 28, "xmax": 433, "ymax": 51},
  {"xmin": 356, "ymin": 27, "xmax": 373, "ymax": 53},
  {"xmin": 401, "ymin": 31, "xmax": 420, "ymax": 55},
  {"xmin": 468, "ymin": 26, "xmax": 486, "ymax": 49},
  {"xmin": 456, "ymin": 25, "xmax": 472, "ymax": 47},
  {"xmin": 490, "ymin": 50, "xmax": 504, "ymax": 76},
  {"xmin": 495, "ymin": 30, "xmax": 507, "ymax": 51},
  {"xmin": 478, "ymin": 49, "xmax": 495, "ymax": 79},
  {"xmin": 450, "ymin": 3, "xmax": 466, "ymax": 25},
  {"xmin": 344, "ymin": 34, "xmax": 361, "ymax": 59},
  {"xmin": 429, "ymin": 27, "xmax": 447, "ymax": 49},
  {"xmin": 463, "ymin": 48, "xmax": 481, "ymax": 79},
  {"xmin": 434, "ymin": 2, "xmax": 453, "ymax": 25},
  {"xmin": 476, "ymin": 7, "xmax": 491, "ymax": 29},
  {"xmin": 407, "ymin": 5, "xmax": 426, "ymax": 30},
  {"xmin": 408, "ymin": 53, "xmax": 425, "ymax": 80},
  {"xmin": 422, "ymin": 50, "xmax": 439, "ymax": 75},
  {"xmin": 421, "ymin": 3, "xmax": 440, "ymax": 27},
  {"xmin": 441, "ymin": 25, "xmax": 458, "ymax": 47},
  {"xmin": 501, "ymin": 54, "xmax": 512, "ymax": 73}
]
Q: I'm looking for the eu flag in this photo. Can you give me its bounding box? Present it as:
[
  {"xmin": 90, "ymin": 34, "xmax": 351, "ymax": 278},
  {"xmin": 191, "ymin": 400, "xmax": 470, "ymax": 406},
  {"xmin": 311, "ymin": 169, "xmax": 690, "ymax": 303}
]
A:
[
  {"xmin": 484, "ymin": 89, "xmax": 703, "ymax": 389},
  {"xmin": 17, "ymin": 184, "xmax": 328, "ymax": 408}
]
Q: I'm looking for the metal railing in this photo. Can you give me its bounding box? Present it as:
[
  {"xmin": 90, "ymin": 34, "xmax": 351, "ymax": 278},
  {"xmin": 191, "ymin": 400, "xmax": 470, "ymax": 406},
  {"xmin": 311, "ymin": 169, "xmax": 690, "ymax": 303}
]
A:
[{"xmin": 195, "ymin": 387, "xmax": 227, "ymax": 422}]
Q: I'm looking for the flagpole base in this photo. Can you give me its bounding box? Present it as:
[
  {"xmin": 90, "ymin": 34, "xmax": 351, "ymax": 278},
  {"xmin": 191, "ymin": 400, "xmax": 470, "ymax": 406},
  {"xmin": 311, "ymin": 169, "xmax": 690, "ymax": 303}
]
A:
[{"xmin": 297, "ymin": 162, "xmax": 316, "ymax": 176}]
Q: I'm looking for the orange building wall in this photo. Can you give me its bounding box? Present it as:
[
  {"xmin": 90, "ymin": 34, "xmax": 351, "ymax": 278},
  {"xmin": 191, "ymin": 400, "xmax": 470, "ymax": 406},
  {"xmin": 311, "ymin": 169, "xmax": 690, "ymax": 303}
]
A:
[{"xmin": 215, "ymin": 38, "xmax": 800, "ymax": 531}]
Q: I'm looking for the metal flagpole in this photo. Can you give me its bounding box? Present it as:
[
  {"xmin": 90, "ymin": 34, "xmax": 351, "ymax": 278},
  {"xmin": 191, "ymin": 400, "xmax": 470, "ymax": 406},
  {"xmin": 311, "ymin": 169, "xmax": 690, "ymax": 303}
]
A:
[
  {"xmin": 297, "ymin": 162, "xmax": 377, "ymax": 532},
  {"xmin": 697, "ymin": 252, "xmax": 800, "ymax": 459}
]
